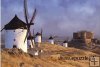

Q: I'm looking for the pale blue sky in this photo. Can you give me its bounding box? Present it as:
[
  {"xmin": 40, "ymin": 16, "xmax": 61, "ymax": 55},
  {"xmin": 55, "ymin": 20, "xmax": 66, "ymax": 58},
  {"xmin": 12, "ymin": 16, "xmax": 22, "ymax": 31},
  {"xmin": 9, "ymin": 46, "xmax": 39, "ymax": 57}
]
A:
[{"xmin": 1, "ymin": 0, "xmax": 100, "ymax": 38}]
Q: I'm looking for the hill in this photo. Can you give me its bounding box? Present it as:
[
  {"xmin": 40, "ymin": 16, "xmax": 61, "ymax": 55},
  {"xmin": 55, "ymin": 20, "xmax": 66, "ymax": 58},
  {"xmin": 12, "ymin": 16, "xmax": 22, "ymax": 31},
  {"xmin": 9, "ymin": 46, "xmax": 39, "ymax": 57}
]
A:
[{"xmin": 1, "ymin": 43, "xmax": 100, "ymax": 67}]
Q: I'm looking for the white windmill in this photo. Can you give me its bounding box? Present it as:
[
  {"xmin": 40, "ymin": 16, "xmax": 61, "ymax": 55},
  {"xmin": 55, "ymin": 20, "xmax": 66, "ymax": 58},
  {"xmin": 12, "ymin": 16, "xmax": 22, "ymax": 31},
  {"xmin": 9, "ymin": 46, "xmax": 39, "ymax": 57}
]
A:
[
  {"xmin": 1, "ymin": 0, "xmax": 37, "ymax": 52},
  {"xmin": 1, "ymin": 15, "xmax": 28, "ymax": 52},
  {"xmin": 35, "ymin": 32, "xmax": 42, "ymax": 44},
  {"xmin": 48, "ymin": 36, "xmax": 54, "ymax": 44},
  {"xmin": 63, "ymin": 40, "xmax": 68, "ymax": 47},
  {"xmin": 35, "ymin": 28, "xmax": 43, "ymax": 43},
  {"xmin": 34, "ymin": 28, "xmax": 43, "ymax": 48},
  {"xmin": 23, "ymin": 0, "xmax": 37, "ymax": 49}
]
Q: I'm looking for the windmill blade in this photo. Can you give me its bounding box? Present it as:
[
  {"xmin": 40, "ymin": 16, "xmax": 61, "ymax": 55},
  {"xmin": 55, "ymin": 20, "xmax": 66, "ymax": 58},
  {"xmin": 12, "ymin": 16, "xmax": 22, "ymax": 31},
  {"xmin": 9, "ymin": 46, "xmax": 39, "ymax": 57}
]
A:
[
  {"xmin": 24, "ymin": 0, "xmax": 29, "ymax": 24},
  {"xmin": 0, "ymin": 27, "xmax": 5, "ymax": 32},
  {"xmin": 29, "ymin": 30, "xmax": 34, "ymax": 46},
  {"xmin": 33, "ymin": 29, "xmax": 35, "ymax": 36},
  {"xmin": 24, "ymin": 30, "xmax": 28, "ymax": 42},
  {"xmin": 24, "ymin": 26, "xmax": 31, "ymax": 42},
  {"xmin": 29, "ymin": 8, "xmax": 37, "ymax": 24},
  {"xmin": 24, "ymin": 25, "xmax": 31, "ymax": 42}
]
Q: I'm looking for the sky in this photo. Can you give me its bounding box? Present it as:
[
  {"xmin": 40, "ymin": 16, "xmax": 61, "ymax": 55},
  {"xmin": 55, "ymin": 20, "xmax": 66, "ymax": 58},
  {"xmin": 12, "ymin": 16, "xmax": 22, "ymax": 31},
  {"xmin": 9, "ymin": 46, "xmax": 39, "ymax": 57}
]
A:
[{"xmin": 1, "ymin": 0, "xmax": 100, "ymax": 38}]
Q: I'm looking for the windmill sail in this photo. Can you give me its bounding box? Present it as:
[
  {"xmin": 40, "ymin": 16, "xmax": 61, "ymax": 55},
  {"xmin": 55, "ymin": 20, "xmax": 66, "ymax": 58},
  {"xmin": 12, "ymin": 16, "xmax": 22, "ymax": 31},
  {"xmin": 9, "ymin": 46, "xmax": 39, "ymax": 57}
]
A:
[
  {"xmin": 28, "ymin": 29, "xmax": 34, "ymax": 46},
  {"xmin": 33, "ymin": 29, "xmax": 35, "ymax": 36},
  {"xmin": 23, "ymin": 0, "xmax": 37, "ymax": 47},
  {"xmin": 30, "ymin": 9, "xmax": 37, "ymax": 24},
  {"xmin": 0, "ymin": 27, "xmax": 5, "ymax": 32},
  {"xmin": 24, "ymin": 0, "xmax": 29, "ymax": 24}
]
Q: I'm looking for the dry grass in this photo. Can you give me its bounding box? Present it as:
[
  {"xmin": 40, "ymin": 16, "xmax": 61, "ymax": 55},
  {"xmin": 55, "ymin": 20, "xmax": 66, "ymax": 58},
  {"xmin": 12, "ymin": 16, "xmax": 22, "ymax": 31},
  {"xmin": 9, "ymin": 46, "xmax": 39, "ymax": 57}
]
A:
[{"xmin": 1, "ymin": 43, "xmax": 100, "ymax": 67}]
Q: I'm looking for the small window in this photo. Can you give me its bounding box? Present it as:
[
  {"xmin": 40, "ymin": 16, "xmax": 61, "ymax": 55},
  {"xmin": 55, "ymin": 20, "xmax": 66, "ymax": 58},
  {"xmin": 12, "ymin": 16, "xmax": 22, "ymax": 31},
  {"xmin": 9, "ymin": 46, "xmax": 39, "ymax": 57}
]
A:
[
  {"xmin": 14, "ymin": 39, "xmax": 16, "ymax": 41},
  {"xmin": 13, "ymin": 45, "xmax": 17, "ymax": 48}
]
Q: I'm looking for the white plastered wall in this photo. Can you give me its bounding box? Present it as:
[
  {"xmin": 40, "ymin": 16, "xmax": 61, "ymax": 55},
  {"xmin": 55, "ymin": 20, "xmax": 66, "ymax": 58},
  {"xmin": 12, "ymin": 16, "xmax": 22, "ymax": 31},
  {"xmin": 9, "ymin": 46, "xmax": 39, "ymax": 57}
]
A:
[
  {"xmin": 63, "ymin": 43, "xmax": 68, "ymax": 47},
  {"xmin": 5, "ymin": 29, "xmax": 27, "ymax": 52},
  {"xmin": 35, "ymin": 35, "xmax": 41, "ymax": 43},
  {"xmin": 49, "ymin": 39, "xmax": 54, "ymax": 44}
]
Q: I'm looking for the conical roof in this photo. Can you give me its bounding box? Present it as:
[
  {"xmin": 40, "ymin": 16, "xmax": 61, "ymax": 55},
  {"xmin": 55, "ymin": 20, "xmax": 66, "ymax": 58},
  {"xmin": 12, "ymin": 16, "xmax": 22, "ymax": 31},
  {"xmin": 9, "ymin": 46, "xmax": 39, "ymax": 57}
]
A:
[
  {"xmin": 63, "ymin": 40, "xmax": 67, "ymax": 43},
  {"xmin": 49, "ymin": 36, "xmax": 53, "ymax": 39},
  {"xmin": 36, "ymin": 32, "xmax": 41, "ymax": 36},
  {"xmin": 4, "ymin": 15, "xmax": 27, "ymax": 30}
]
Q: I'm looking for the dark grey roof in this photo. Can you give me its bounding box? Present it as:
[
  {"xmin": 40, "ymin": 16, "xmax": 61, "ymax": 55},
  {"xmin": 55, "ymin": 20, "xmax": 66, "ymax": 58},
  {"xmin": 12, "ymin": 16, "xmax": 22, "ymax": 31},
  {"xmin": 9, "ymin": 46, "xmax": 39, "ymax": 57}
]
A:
[
  {"xmin": 49, "ymin": 36, "xmax": 53, "ymax": 39},
  {"xmin": 63, "ymin": 40, "xmax": 67, "ymax": 43},
  {"xmin": 4, "ymin": 15, "xmax": 27, "ymax": 30},
  {"xmin": 36, "ymin": 32, "xmax": 41, "ymax": 36}
]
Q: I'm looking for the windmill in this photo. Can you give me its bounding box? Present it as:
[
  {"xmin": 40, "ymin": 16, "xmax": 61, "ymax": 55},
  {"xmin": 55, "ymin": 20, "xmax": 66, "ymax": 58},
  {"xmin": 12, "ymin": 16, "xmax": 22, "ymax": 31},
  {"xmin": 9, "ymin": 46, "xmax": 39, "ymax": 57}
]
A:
[
  {"xmin": 0, "ymin": 15, "xmax": 28, "ymax": 52},
  {"xmin": 48, "ymin": 36, "xmax": 54, "ymax": 44},
  {"xmin": 62, "ymin": 37, "xmax": 69, "ymax": 47},
  {"xmin": 63, "ymin": 40, "xmax": 68, "ymax": 47},
  {"xmin": 23, "ymin": 0, "xmax": 37, "ymax": 47},
  {"xmin": 0, "ymin": 0, "xmax": 37, "ymax": 52}
]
